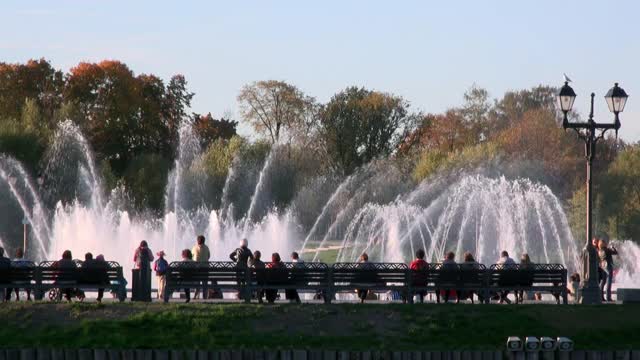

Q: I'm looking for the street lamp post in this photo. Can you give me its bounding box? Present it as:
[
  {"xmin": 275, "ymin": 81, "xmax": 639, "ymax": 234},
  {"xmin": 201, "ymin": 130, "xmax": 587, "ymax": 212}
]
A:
[{"xmin": 557, "ymin": 82, "xmax": 629, "ymax": 305}]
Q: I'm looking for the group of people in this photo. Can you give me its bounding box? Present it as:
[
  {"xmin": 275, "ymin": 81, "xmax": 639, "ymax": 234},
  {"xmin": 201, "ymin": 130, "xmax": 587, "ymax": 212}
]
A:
[
  {"xmin": 134, "ymin": 236, "xmax": 304, "ymax": 304},
  {"xmin": 0, "ymin": 246, "xmax": 110, "ymax": 302},
  {"xmin": 0, "ymin": 236, "xmax": 622, "ymax": 304},
  {"xmin": 402, "ymin": 248, "xmax": 526, "ymax": 304}
]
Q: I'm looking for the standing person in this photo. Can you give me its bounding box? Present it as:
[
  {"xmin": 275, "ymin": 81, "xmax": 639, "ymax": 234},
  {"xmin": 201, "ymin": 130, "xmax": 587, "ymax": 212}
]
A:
[
  {"xmin": 133, "ymin": 241, "xmax": 154, "ymax": 301},
  {"xmin": 285, "ymin": 252, "xmax": 302, "ymax": 304},
  {"xmin": 598, "ymin": 239, "xmax": 618, "ymax": 302},
  {"xmin": 153, "ymin": 251, "xmax": 169, "ymax": 300},
  {"xmin": 8, "ymin": 248, "xmax": 32, "ymax": 301},
  {"xmin": 356, "ymin": 252, "xmax": 371, "ymax": 303},
  {"xmin": 496, "ymin": 250, "xmax": 516, "ymax": 304},
  {"xmin": 230, "ymin": 239, "xmax": 253, "ymax": 300},
  {"xmin": 192, "ymin": 235, "xmax": 210, "ymax": 299},
  {"xmin": 229, "ymin": 238, "xmax": 253, "ymax": 267},
  {"xmin": 265, "ymin": 252, "xmax": 284, "ymax": 304},
  {"xmin": 0, "ymin": 247, "xmax": 11, "ymax": 302},
  {"xmin": 134, "ymin": 241, "xmax": 154, "ymax": 269},
  {"xmin": 409, "ymin": 249, "xmax": 429, "ymax": 303},
  {"xmin": 251, "ymin": 250, "xmax": 266, "ymax": 304},
  {"xmin": 181, "ymin": 249, "xmax": 194, "ymax": 303}
]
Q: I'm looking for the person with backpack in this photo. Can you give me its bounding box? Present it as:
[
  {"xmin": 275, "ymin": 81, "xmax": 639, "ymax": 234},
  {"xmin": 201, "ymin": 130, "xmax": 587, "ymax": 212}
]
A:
[{"xmin": 154, "ymin": 251, "xmax": 169, "ymax": 300}]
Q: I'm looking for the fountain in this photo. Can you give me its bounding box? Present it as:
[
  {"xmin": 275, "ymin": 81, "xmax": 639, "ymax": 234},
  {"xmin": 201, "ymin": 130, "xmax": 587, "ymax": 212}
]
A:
[
  {"xmin": 334, "ymin": 175, "xmax": 581, "ymax": 272},
  {"xmin": 0, "ymin": 119, "xmax": 637, "ymax": 289}
]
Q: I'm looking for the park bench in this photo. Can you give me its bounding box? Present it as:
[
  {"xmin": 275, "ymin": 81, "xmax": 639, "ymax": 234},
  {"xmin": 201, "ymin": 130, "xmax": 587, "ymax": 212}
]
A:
[
  {"xmin": 249, "ymin": 262, "xmax": 331, "ymax": 303},
  {"xmin": 488, "ymin": 264, "xmax": 567, "ymax": 304},
  {"xmin": 35, "ymin": 260, "xmax": 127, "ymax": 302},
  {"xmin": 330, "ymin": 263, "xmax": 409, "ymax": 302},
  {"xmin": 0, "ymin": 260, "xmax": 38, "ymax": 294},
  {"xmin": 164, "ymin": 261, "xmax": 247, "ymax": 302},
  {"xmin": 409, "ymin": 263, "xmax": 488, "ymax": 303}
]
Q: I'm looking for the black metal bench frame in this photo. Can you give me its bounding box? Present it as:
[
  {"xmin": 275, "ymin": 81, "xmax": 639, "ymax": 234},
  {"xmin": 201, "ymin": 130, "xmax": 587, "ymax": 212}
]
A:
[
  {"xmin": 34, "ymin": 260, "xmax": 127, "ymax": 302},
  {"xmin": 488, "ymin": 264, "xmax": 568, "ymax": 304}
]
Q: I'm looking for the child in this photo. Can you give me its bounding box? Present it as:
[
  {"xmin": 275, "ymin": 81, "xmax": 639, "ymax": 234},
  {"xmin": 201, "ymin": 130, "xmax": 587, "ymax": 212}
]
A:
[
  {"xmin": 568, "ymin": 273, "xmax": 581, "ymax": 304},
  {"xmin": 153, "ymin": 251, "xmax": 169, "ymax": 300}
]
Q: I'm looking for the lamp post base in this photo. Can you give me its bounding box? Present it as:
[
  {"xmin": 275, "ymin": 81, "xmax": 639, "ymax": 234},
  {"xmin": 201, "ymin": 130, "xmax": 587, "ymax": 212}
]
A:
[{"xmin": 580, "ymin": 283, "xmax": 602, "ymax": 305}]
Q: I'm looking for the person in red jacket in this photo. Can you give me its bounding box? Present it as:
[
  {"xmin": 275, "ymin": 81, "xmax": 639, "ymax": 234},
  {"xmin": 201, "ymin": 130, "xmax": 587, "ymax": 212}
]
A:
[
  {"xmin": 410, "ymin": 249, "xmax": 429, "ymax": 303},
  {"xmin": 265, "ymin": 253, "xmax": 284, "ymax": 303}
]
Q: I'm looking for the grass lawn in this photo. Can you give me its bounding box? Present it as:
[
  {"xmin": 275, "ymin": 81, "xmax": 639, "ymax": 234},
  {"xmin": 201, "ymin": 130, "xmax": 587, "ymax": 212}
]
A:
[{"xmin": 0, "ymin": 302, "xmax": 638, "ymax": 350}]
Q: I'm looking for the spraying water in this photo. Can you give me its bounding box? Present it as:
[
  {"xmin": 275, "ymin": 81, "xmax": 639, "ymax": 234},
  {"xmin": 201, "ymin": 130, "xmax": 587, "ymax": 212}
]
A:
[
  {"xmin": 0, "ymin": 119, "xmax": 637, "ymax": 289},
  {"xmin": 243, "ymin": 147, "xmax": 277, "ymax": 234},
  {"xmin": 334, "ymin": 175, "xmax": 581, "ymax": 273},
  {"xmin": 0, "ymin": 155, "xmax": 49, "ymax": 257}
]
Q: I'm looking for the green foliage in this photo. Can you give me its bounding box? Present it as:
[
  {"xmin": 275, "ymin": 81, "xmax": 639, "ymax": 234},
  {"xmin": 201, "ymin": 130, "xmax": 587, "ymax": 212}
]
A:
[
  {"xmin": 598, "ymin": 144, "xmax": 640, "ymax": 240},
  {"xmin": 413, "ymin": 142, "xmax": 501, "ymax": 182},
  {"xmin": 320, "ymin": 87, "xmax": 416, "ymax": 175},
  {"xmin": 192, "ymin": 136, "xmax": 246, "ymax": 209},
  {"xmin": 0, "ymin": 119, "xmax": 48, "ymax": 173},
  {"xmin": 122, "ymin": 154, "xmax": 172, "ymax": 214},
  {"xmin": 193, "ymin": 113, "xmax": 238, "ymax": 149}
]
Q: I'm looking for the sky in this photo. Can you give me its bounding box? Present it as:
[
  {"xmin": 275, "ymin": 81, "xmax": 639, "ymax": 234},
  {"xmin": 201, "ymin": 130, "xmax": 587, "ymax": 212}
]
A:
[{"xmin": 1, "ymin": 0, "xmax": 639, "ymax": 141}]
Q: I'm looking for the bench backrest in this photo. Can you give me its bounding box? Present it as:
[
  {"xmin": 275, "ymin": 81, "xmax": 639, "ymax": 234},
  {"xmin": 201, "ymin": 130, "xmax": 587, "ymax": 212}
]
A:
[
  {"xmin": 251, "ymin": 262, "xmax": 330, "ymax": 286},
  {"xmin": 331, "ymin": 263, "xmax": 408, "ymax": 287},
  {"xmin": 411, "ymin": 263, "xmax": 487, "ymax": 287},
  {"xmin": 166, "ymin": 261, "xmax": 244, "ymax": 284},
  {"xmin": 0, "ymin": 261, "xmax": 37, "ymax": 284},
  {"xmin": 488, "ymin": 264, "xmax": 566, "ymax": 287},
  {"xmin": 38, "ymin": 260, "xmax": 123, "ymax": 284}
]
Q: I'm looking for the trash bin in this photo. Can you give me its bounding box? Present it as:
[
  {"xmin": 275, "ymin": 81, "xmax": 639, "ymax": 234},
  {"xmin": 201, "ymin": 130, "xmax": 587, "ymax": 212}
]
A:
[{"xmin": 131, "ymin": 268, "xmax": 151, "ymax": 302}]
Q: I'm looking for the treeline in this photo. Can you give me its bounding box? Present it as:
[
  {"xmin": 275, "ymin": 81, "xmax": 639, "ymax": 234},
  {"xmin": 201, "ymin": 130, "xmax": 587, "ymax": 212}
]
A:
[{"xmin": 0, "ymin": 58, "xmax": 639, "ymax": 242}]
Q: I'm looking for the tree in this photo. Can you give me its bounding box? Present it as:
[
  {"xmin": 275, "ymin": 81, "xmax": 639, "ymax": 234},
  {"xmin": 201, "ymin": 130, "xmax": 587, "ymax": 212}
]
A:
[
  {"xmin": 164, "ymin": 75, "xmax": 194, "ymax": 152},
  {"xmin": 237, "ymin": 80, "xmax": 316, "ymax": 144},
  {"xmin": 320, "ymin": 87, "xmax": 415, "ymax": 174},
  {"xmin": 64, "ymin": 61, "xmax": 194, "ymax": 174},
  {"xmin": 0, "ymin": 58, "xmax": 64, "ymax": 124},
  {"xmin": 460, "ymin": 85, "xmax": 491, "ymax": 142},
  {"xmin": 489, "ymin": 85, "xmax": 558, "ymax": 133},
  {"xmin": 398, "ymin": 111, "xmax": 474, "ymax": 156},
  {"xmin": 598, "ymin": 144, "xmax": 640, "ymax": 240},
  {"xmin": 496, "ymin": 108, "xmax": 582, "ymax": 196},
  {"xmin": 192, "ymin": 113, "xmax": 238, "ymax": 148}
]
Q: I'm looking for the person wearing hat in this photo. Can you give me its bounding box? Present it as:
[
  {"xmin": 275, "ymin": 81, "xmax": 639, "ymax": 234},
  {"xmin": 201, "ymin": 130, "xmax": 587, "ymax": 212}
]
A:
[{"xmin": 154, "ymin": 250, "xmax": 169, "ymax": 300}]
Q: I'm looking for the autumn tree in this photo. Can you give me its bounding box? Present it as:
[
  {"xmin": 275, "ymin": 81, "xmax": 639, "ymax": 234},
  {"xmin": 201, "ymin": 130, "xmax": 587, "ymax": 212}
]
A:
[
  {"xmin": 320, "ymin": 87, "xmax": 416, "ymax": 174},
  {"xmin": 489, "ymin": 85, "xmax": 558, "ymax": 133},
  {"xmin": 237, "ymin": 80, "xmax": 316, "ymax": 144},
  {"xmin": 192, "ymin": 112, "xmax": 238, "ymax": 148},
  {"xmin": 64, "ymin": 61, "xmax": 193, "ymax": 174},
  {"xmin": 0, "ymin": 58, "xmax": 64, "ymax": 124},
  {"xmin": 460, "ymin": 85, "xmax": 492, "ymax": 142},
  {"xmin": 496, "ymin": 108, "xmax": 582, "ymax": 195}
]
